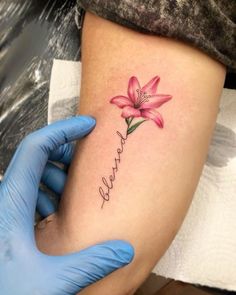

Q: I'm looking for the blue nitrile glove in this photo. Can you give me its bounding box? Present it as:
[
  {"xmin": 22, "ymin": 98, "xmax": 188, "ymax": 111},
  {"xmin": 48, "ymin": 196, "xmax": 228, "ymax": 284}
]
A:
[
  {"xmin": 36, "ymin": 140, "xmax": 75, "ymax": 218},
  {"xmin": 0, "ymin": 116, "xmax": 134, "ymax": 295}
]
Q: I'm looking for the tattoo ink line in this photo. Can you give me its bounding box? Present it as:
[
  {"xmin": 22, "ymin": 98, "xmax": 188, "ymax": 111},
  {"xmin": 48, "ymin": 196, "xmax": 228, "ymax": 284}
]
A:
[
  {"xmin": 99, "ymin": 75, "xmax": 172, "ymax": 208},
  {"xmin": 99, "ymin": 131, "xmax": 127, "ymax": 209}
]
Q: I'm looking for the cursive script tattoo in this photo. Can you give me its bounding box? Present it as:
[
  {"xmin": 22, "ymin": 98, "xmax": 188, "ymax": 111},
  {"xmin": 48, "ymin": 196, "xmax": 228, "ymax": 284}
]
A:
[
  {"xmin": 99, "ymin": 75, "xmax": 172, "ymax": 208},
  {"xmin": 99, "ymin": 131, "xmax": 127, "ymax": 208}
]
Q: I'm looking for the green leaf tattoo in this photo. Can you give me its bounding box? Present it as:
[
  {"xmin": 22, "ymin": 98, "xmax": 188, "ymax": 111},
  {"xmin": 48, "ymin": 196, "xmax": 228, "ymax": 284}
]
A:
[{"xmin": 127, "ymin": 119, "xmax": 146, "ymax": 135}]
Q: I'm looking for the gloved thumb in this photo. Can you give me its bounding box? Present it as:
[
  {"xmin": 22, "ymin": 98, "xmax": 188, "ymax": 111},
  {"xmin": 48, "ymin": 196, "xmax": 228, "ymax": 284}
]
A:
[{"xmin": 47, "ymin": 240, "xmax": 134, "ymax": 294}]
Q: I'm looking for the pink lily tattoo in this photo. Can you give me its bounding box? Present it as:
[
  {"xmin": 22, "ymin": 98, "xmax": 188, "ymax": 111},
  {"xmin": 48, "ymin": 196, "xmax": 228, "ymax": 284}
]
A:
[
  {"xmin": 110, "ymin": 76, "xmax": 172, "ymax": 134},
  {"xmin": 99, "ymin": 76, "xmax": 172, "ymax": 208}
]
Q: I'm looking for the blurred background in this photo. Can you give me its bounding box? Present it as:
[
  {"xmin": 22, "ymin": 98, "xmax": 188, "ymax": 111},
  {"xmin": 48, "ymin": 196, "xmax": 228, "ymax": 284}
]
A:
[{"xmin": 0, "ymin": 0, "xmax": 81, "ymax": 176}]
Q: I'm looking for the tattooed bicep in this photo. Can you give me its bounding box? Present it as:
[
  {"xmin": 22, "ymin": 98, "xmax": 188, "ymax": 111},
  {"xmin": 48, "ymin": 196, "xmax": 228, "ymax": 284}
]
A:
[{"xmin": 99, "ymin": 76, "xmax": 172, "ymax": 208}]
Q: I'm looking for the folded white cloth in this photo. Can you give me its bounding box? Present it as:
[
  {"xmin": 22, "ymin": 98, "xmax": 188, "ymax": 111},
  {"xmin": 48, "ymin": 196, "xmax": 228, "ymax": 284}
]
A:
[{"xmin": 49, "ymin": 59, "xmax": 236, "ymax": 291}]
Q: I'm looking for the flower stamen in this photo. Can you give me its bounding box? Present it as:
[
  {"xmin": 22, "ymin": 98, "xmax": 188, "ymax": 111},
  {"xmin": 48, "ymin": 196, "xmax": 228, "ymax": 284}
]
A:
[{"xmin": 135, "ymin": 89, "xmax": 151, "ymax": 108}]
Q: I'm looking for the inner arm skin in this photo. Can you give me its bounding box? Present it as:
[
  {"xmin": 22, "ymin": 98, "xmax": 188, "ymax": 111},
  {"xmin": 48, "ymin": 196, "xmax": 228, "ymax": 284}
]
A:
[{"xmin": 36, "ymin": 12, "xmax": 225, "ymax": 295}]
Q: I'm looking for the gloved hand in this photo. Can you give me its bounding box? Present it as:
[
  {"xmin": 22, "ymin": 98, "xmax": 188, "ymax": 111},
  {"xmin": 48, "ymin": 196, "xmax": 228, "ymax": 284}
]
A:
[
  {"xmin": 0, "ymin": 116, "xmax": 134, "ymax": 295},
  {"xmin": 36, "ymin": 134, "xmax": 76, "ymax": 218}
]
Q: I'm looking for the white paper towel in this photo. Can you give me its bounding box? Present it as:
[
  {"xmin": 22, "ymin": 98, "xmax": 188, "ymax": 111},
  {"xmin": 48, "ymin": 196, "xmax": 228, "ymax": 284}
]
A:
[{"xmin": 49, "ymin": 59, "xmax": 236, "ymax": 291}]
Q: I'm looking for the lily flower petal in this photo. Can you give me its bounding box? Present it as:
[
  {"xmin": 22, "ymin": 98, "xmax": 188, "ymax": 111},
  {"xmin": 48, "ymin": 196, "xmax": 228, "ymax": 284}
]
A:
[
  {"xmin": 121, "ymin": 106, "xmax": 141, "ymax": 118},
  {"xmin": 141, "ymin": 109, "xmax": 164, "ymax": 128},
  {"xmin": 127, "ymin": 76, "xmax": 140, "ymax": 104},
  {"xmin": 141, "ymin": 94, "xmax": 172, "ymax": 109},
  {"xmin": 141, "ymin": 76, "xmax": 160, "ymax": 95},
  {"xmin": 110, "ymin": 96, "xmax": 133, "ymax": 108}
]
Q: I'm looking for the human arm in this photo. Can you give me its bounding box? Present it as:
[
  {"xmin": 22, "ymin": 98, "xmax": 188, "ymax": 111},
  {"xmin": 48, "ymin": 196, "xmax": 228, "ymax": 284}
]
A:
[{"xmin": 36, "ymin": 12, "xmax": 226, "ymax": 295}]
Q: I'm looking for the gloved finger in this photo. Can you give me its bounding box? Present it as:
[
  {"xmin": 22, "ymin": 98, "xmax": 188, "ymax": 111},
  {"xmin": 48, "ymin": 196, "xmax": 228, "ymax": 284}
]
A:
[
  {"xmin": 41, "ymin": 162, "xmax": 67, "ymax": 195},
  {"xmin": 1, "ymin": 116, "xmax": 95, "ymax": 219},
  {"xmin": 49, "ymin": 240, "xmax": 134, "ymax": 293},
  {"xmin": 37, "ymin": 189, "xmax": 57, "ymax": 218},
  {"xmin": 49, "ymin": 143, "xmax": 75, "ymax": 166}
]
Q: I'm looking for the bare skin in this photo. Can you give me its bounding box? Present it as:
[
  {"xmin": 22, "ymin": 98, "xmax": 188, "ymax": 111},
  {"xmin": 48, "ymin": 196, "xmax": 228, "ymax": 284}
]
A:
[{"xmin": 36, "ymin": 12, "xmax": 226, "ymax": 295}]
